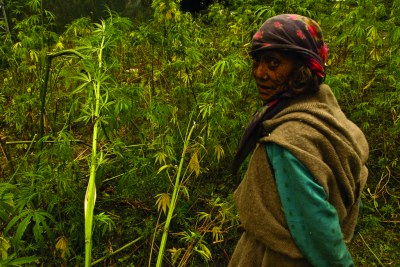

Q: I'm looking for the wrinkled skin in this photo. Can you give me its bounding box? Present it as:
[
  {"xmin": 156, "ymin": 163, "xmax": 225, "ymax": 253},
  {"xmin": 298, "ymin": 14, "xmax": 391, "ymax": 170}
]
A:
[{"xmin": 252, "ymin": 51, "xmax": 296, "ymax": 102}]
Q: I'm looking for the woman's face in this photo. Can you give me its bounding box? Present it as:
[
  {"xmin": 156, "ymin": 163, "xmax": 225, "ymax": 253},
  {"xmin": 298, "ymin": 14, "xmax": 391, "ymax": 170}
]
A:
[{"xmin": 252, "ymin": 51, "xmax": 296, "ymax": 102}]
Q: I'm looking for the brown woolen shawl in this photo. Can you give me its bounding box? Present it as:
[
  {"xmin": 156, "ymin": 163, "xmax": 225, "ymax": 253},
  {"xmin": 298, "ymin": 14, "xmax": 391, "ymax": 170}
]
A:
[{"xmin": 230, "ymin": 85, "xmax": 369, "ymax": 265}]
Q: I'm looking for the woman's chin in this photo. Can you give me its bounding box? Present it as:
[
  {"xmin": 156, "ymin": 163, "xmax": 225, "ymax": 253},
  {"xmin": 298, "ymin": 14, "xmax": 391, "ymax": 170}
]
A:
[{"xmin": 258, "ymin": 94, "xmax": 272, "ymax": 102}]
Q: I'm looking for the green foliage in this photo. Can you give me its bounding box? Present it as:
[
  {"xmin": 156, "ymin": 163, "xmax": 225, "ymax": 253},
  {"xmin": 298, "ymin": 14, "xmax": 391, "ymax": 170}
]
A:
[
  {"xmin": 0, "ymin": 0, "xmax": 398, "ymax": 265},
  {"xmin": 4, "ymin": 208, "xmax": 55, "ymax": 249},
  {"xmin": 0, "ymin": 254, "xmax": 40, "ymax": 266},
  {"xmin": 0, "ymin": 184, "xmax": 15, "ymax": 222}
]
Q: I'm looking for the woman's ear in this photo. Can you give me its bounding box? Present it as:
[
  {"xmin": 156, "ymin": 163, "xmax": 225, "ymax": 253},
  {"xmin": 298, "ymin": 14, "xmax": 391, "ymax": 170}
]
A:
[{"xmin": 288, "ymin": 64, "xmax": 320, "ymax": 95}]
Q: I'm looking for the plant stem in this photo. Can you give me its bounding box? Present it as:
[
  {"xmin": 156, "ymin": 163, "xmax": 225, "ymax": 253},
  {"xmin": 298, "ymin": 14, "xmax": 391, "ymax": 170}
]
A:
[
  {"xmin": 39, "ymin": 55, "xmax": 51, "ymax": 142},
  {"xmin": 84, "ymin": 119, "xmax": 99, "ymax": 267},
  {"xmin": 37, "ymin": 49, "xmax": 84, "ymax": 169},
  {"xmin": 39, "ymin": 49, "xmax": 84, "ymax": 141},
  {"xmin": 91, "ymin": 236, "xmax": 143, "ymax": 266},
  {"xmin": 155, "ymin": 121, "xmax": 196, "ymax": 267},
  {"xmin": 9, "ymin": 134, "xmax": 37, "ymax": 183},
  {"xmin": 85, "ymin": 28, "xmax": 106, "ymax": 267},
  {"xmin": 359, "ymin": 233, "xmax": 385, "ymax": 266},
  {"xmin": 6, "ymin": 139, "xmax": 86, "ymax": 145}
]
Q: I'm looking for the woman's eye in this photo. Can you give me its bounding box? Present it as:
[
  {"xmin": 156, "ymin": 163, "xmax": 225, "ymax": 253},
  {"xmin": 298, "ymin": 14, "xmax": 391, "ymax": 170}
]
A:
[
  {"xmin": 267, "ymin": 58, "xmax": 280, "ymax": 69},
  {"xmin": 252, "ymin": 56, "xmax": 280, "ymax": 69}
]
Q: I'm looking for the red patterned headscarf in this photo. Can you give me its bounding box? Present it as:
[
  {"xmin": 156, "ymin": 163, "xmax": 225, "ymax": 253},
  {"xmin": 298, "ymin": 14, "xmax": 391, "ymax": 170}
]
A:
[
  {"xmin": 232, "ymin": 15, "xmax": 329, "ymax": 176},
  {"xmin": 250, "ymin": 14, "xmax": 328, "ymax": 78}
]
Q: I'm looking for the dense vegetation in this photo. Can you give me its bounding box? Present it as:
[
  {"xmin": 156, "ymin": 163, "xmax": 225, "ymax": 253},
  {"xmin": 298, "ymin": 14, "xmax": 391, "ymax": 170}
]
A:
[{"xmin": 0, "ymin": 0, "xmax": 399, "ymax": 266}]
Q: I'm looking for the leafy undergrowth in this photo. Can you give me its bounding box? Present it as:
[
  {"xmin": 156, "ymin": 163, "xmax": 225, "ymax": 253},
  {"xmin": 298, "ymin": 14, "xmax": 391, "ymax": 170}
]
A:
[{"xmin": 349, "ymin": 198, "xmax": 400, "ymax": 266}]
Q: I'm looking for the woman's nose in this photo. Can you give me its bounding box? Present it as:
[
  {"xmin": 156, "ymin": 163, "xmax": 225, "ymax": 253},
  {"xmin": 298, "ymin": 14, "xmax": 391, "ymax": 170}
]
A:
[{"xmin": 254, "ymin": 62, "xmax": 268, "ymax": 79}]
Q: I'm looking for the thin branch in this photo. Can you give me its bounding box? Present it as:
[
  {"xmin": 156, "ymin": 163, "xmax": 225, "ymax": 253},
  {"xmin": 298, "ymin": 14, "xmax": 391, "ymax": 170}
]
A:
[
  {"xmin": 359, "ymin": 233, "xmax": 385, "ymax": 267},
  {"xmin": 6, "ymin": 139, "xmax": 89, "ymax": 146},
  {"xmin": 91, "ymin": 236, "xmax": 143, "ymax": 266}
]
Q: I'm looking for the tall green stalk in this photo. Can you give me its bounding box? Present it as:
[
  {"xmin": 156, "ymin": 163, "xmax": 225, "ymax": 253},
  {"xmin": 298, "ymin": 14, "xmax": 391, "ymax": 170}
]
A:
[
  {"xmin": 84, "ymin": 24, "xmax": 106, "ymax": 267},
  {"xmin": 156, "ymin": 121, "xmax": 196, "ymax": 267}
]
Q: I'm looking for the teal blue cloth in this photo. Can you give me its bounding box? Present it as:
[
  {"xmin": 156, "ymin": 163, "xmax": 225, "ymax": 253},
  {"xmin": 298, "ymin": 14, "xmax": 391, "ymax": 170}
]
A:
[{"xmin": 266, "ymin": 142, "xmax": 354, "ymax": 267}]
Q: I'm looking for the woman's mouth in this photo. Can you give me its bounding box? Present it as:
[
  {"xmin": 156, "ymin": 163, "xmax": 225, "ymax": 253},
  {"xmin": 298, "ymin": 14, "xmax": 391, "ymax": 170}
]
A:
[{"xmin": 258, "ymin": 84, "xmax": 276, "ymax": 91}]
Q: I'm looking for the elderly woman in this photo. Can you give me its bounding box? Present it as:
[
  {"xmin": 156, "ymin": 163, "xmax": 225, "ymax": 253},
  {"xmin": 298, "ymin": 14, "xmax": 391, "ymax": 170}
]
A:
[{"xmin": 230, "ymin": 14, "xmax": 368, "ymax": 266}]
